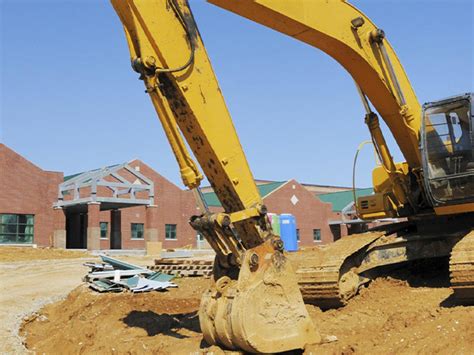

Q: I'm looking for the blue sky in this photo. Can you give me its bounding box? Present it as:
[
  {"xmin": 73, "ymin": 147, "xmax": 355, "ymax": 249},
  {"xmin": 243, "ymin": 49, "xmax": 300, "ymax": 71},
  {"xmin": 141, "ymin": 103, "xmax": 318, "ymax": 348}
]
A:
[{"xmin": 1, "ymin": 0, "xmax": 473, "ymax": 188}]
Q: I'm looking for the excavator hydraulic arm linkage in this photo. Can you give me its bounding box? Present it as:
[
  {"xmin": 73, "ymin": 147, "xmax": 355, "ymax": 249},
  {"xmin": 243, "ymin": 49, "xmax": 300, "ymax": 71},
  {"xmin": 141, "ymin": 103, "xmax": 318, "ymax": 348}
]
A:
[{"xmin": 110, "ymin": 0, "xmax": 319, "ymax": 352}]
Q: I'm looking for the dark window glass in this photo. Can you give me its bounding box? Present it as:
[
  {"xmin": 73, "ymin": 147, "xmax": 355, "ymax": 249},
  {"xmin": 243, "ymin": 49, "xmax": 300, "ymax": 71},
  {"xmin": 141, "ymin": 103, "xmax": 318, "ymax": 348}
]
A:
[
  {"xmin": 0, "ymin": 214, "xmax": 34, "ymax": 244},
  {"xmin": 131, "ymin": 223, "xmax": 144, "ymax": 239},
  {"xmin": 165, "ymin": 224, "xmax": 177, "ymax": 240},
  {"xmin": 424, "ymin": 99, "xmax": 474, "ymax": 202},
  {"xmin": 100, "ymin": 222, "xmax": 108, "ymax": 239},
  {"xmin": 313, "ymin": 229, "xmax": 321, "ymax": 242}
]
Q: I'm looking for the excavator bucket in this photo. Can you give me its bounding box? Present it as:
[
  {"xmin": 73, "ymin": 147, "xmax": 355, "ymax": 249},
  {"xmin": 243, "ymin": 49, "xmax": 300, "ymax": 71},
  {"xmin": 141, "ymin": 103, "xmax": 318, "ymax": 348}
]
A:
[{"xmin": 199, "ymin": 240, "xmax": 320, "ymax": 353}]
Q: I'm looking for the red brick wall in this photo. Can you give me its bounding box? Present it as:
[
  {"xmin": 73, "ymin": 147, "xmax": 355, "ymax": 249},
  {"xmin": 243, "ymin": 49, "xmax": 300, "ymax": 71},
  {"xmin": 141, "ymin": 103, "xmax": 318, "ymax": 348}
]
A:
[
  {"xmin": 263, "ymin": 180, "xmax": 335, "ymax": 246},
  {"xmin": 207, "ymin": 179, "xmax": 335, "ymax": 247},
  {"xmin": 95, "ymin": 160, "xmax": 198, "ymax": 250},
  {"xmin": 0, "ymin": 144, "xmax": 63, "ymax": 246}
]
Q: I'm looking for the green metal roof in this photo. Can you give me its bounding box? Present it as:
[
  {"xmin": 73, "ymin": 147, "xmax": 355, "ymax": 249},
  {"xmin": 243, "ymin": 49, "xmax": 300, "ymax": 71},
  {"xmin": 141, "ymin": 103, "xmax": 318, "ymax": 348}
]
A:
[
  {"xmin": 202, "ymin": 181, "xmax": 286, "ymax": 207},
  {"xmin": 318, "ymin": 188, "xmax": 374, "ymax": 212},
  {"xmin": 63, "ymin": 172, "xmax": 83, "ymax": 182}
]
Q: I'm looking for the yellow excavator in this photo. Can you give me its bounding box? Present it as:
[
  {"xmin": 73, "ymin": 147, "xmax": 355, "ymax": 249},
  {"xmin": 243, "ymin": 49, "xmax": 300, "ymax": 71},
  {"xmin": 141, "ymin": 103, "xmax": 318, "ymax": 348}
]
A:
[{"xmin": 110, "ymin": 0, "xmax": 473, "ymax": 352}]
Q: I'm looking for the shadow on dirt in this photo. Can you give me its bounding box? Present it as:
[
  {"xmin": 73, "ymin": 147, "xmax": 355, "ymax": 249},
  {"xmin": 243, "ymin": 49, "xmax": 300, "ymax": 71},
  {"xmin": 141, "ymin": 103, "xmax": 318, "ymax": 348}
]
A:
[
  {"xmin": 439, "ymin": 294, "xmax": 459, "ymax": 308},
  {"xmin": 440, "ymin": 292, "xmax": 474, "ymax": 308},
  {"xmin": 122, "ymin": 310, "xmax": 200, "ymax": 338},
  {"xmin": 379, "ymin": 257, "xmax": 474, "ymax": 308},
  {"xmin": 377, "ymin": 257, "xmax": 451, "ymax": 289}
]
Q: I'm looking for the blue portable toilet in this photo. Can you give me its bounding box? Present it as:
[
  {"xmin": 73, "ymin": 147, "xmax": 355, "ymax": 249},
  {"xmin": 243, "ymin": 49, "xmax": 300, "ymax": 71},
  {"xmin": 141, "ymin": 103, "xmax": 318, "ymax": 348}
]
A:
[{"xmin": 279, "ymin": 214, "xmax": 298, "ymax": 252}]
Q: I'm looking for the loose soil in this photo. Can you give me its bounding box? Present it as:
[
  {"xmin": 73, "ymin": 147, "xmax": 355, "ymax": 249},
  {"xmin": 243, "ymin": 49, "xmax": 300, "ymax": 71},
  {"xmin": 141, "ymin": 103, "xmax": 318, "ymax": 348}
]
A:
[
  {"xmin": 0, "ymin": 258, "xmax": 93, "ymax": 353},
  {"xmin": 0, "ymin": 246, "xmax": 89, "ymax": 262},
  {"xmin": 21, "ymin": 278, "xmax": 210, "ymax": 355},
  {"xmin": 20, "ymin": 255, "xmax": 474, "ymax": 354}
]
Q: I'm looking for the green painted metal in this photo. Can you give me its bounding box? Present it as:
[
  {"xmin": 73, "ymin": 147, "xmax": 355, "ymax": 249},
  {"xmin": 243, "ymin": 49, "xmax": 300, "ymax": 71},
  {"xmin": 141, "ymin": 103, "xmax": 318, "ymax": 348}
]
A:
[
  {"xmin": 202, "ymin": 181, "xmax": 286, "ymax": 207},
  {"xmin": 90, "ymin": 279, "xmax": 123, "ymax": 292},
  {"xmin": 147, "ymin": 271, "xmax": 175, "ymax": 282},
  {"xmin": 100, "ymin": 254, "xmax": 146, "ymax": 271},
  {"xmin": 271, "ymin": 214, "xmax": 281, "ymax": 236},
  {"xmin": 126, "ymin": 275, "xmax": 140, "ymax": 288}
]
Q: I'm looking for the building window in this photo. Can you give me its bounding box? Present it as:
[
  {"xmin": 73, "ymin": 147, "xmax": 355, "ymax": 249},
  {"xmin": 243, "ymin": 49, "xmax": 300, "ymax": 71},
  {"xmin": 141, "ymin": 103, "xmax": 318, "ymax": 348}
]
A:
[
  {"xmin": 131, "ymin": 223, "xmax": 144, "ymax": 239},
  {"xmin": 100, "ymin": 222, "xmax": 108, "ymax": 239},
  {"xmin": 296, "ymin": 229, "xmax": 300, "ymax": 242},
  {"xmin": 197, "ymin": 232, "xmax": 204, "ymax": 241},
  {"xmin": 165, "ymin": 224, "xmax": 177, "ymax": 240},
  {"xmin": 0, "ymin": 214, "xmax": 34, "ymax": 244},
  {"xmin": 313, "ymin": 229, "xmax": 321, "ymax": 242}
]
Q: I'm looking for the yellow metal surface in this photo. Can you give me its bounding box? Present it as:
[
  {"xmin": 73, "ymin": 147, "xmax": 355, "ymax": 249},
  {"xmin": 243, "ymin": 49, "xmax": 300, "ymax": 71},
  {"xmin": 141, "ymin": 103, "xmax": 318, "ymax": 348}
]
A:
[
  {"xmin": 229, "ymin": 207, "xmax": 261, "ymax": 224},
  {"xmin": 200, "ymin": 241, "xmax": 320, "ymax": 352},
  {"xmin": 357, "ymin": 193, "xmax": 391, "ymax": 220},
  {"xmin": 434, "ymin": 203, "xmax": 474, "ymax": 216},
  {"xmin": 372, "ymin": 162, "xmax": 410, "ymax": 195},
  {"xmin": 365, "ymin": 113, "xmax": 408, "ymax": 208},
  {"xmin": 111, "ymin": 0, "xmax": 266, "ymax": 247}
]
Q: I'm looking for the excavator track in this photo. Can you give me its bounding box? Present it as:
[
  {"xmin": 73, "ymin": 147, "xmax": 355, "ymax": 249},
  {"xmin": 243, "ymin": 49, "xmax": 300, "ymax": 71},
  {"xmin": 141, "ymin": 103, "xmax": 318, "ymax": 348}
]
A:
[
  {"xmin": 292, "ymin": 232, "xmax": 384, "ymax": 309},
  {"xmin": 450, "ymin": 230, "xmax": 474, "ymax": 304}
]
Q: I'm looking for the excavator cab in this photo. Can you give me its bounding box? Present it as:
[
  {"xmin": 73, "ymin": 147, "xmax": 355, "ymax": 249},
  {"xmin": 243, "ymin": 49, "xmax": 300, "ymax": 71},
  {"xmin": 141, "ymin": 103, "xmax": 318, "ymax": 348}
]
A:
[{"xmin": 422, "ymin": 93, "xmax": 474, "ymax": 211}]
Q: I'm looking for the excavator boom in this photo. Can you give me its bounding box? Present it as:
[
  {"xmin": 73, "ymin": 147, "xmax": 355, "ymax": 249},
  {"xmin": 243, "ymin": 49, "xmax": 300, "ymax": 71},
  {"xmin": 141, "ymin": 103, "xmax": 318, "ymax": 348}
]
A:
[
  {"xmin": 209, "ymin": 0, "xmax": 474, "ymax": 218},
  {"xmin": 207, "ymin": 0, "xmax": 425, "ymax": 217},
  {"xmin": 209, "ymin": 0, "xmax": 422, "ymax": 167}
]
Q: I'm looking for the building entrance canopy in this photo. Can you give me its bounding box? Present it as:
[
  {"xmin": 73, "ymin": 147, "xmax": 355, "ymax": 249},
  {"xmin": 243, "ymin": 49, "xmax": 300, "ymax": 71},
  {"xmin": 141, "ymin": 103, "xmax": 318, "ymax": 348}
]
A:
[{"xmin": 55, "ymin": 162, "xmax": 154, "ymax": 212}]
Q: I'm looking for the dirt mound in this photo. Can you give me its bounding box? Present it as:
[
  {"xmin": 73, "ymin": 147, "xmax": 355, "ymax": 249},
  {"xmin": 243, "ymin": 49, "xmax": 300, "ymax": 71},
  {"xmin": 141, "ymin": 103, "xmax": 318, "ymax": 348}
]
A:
[
  {"xmin": 21, "ymin": 277, "xmax": 210, "ymax": 354},
  {"xmin": 0, "ymin": 247, "xmax": 89, "ymax": 262},
  {"xmin": 21, "ymin": 262, "xmax": 474, "ymax": 354},
  {"xmin": 309, "ymin": 277, "xmax": 474, "ymax": 354}
]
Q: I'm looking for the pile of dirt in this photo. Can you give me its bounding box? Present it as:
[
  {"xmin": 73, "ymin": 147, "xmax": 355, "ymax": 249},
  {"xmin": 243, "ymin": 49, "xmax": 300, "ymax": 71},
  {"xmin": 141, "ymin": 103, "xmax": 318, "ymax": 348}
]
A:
[
  {"xmin": 0, "ymin": 247, "xmax": 89, "ymax": 262},
  {"xmin": 309, "ymin": 277, "xmax": 474, "ymax": 354},
  {"xmin": 21, "ymin": 278, "xmax": 211, "ymax": 354},
  {"xmin": 20, "ymin": 256, "xmax": 474, "ymax": 354}
]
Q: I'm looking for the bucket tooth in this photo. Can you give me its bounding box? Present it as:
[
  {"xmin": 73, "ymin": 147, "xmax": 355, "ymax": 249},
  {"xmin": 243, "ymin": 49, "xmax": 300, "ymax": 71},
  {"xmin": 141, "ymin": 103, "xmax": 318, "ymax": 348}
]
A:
[{"xmin": 199, "ymin": 241, "xmax": 320, "ymax": 353}]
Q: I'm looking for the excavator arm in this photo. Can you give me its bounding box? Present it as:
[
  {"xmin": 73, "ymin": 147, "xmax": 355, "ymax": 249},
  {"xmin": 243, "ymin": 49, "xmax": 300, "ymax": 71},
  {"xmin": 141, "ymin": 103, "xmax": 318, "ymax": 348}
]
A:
[
  {"xmin": 208, "ymin": 0, "xmax": 425, "ymax": 218},
  {"xmin": 110, "ymin": 0, "xmax": 318, "ymax": 352}
]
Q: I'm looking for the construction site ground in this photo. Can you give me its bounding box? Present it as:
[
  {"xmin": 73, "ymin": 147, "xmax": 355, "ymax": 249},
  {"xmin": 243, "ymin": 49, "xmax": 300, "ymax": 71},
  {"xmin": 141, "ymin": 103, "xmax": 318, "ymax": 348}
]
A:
[{"xmin": 2, "ymin": 247, "xmax": 473, "ymax": 354}]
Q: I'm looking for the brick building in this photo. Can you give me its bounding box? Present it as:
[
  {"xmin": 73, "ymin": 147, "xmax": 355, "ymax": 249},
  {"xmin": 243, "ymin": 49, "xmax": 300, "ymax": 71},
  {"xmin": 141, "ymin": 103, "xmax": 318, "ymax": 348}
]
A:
[
  {"xmin": 55, "ymin": 159, "xmax": 198, "ymax": 251},
  {"xmin": 0, "ymin": 143, "xmax": 374, "ymax": 250},
  {"xmin": 0, "ymin": 144, "xmax": 63, "ymax": 246},
  {"xmin": 0, "ymin": 144, "xmax": 197, "ymax": 250},
  {"xmin": 202, "ymin": 180, "xmax": 338, "ymax": 245}
]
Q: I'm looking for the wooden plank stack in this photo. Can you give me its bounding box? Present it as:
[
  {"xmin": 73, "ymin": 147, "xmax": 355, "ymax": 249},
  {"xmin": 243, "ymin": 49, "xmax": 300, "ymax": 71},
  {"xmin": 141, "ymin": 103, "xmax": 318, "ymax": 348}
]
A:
[{"xmin": 148, "ymin": 258, "xmax": 214, "ymax": 277}]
